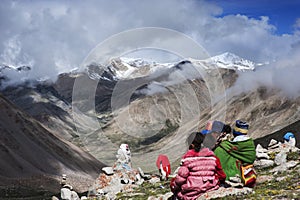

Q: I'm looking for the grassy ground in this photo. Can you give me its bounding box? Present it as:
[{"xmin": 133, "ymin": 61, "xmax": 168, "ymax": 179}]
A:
[
  {"xmin": 116, "ymin": 151, "xmax": 300, "ymax": 200},
  {"xmin": 116, "ymin": 180, "xmax": 171, "ymax": 200}
]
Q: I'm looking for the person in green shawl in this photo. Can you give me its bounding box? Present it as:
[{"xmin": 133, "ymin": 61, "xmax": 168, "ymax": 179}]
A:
[{"xmin": 213, "ymin": 120, "xmax": 256, "ymax": 186}]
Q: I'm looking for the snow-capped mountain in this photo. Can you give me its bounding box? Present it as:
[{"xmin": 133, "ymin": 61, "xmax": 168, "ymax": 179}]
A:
[
  {"xmin": 99, "ymin": 52, "xmax": 256, "ymax": 80},
  {"xmin": 0, "ymin": 52, "xmax": 256, "ymax": 86},
  {"xmin": 0, "ymin": 64, "xmax": 32, "ymax": 86},
  {"xmin": 0, "ymin": 64, "xmax": 31, "ymax": 72},
  {"xmin": 205, "ymin": 52, "xmax": 255, "ymax": 71}
]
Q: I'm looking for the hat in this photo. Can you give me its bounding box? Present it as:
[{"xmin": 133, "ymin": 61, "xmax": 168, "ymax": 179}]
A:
[
  {"xmin": 202, "ymin": 121, "xmax": 225, "ymax": 134},
  {"xmin": 283, "ymin": 132, "xmax": 295, "ymax": 141},
  {"xmin": 233, "ymin": 120, "xmax": 249, "ymax": 136},
  {"xmin": 200, "ymin": 129, "xmax": 211, "ymax": 135}
]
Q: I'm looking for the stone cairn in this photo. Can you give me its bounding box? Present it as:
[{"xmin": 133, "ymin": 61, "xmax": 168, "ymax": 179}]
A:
[
  {"xmin": 85, "ymin": 140, "xmax": 300, "ymax": 200},
  {"xmin": 88, "ymin": 144, "xmax": 158, "ymax": 199},
  {"xmin": 254, "ymin": 139, "xmax": 300, "ymax": 172}
]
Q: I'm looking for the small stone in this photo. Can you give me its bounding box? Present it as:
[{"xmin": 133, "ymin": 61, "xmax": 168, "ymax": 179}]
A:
[
  {"xmin": 275, "ymin": 176, "xmax": 286, "ymax": 182},
  {"xmin": 149, "ymin": 177, "xmax": 161, "ymax": 184},
  {"xmin": 102, "ymin": 167, "xmax": 114, "ymax": 175},
  {"xmin": 256, "ymin": 144, "xmax": 268, "ymax": 153},
  {"xmin": 286, "ymin": 160, "xmax": 299, "ymax": 169},
  {"xmin": 254, "ymin": 159, "xmax": 274, "ymax": 169},
  {"xmin": 268, "ymin": 139, "xmax": 280, "ymax": 150},
  {"xmin": 256, "ymin": 152, "xmax": 270, "ymax": 159},
  {"xmin": 268, "ymin": 139, "xmax": 278, "ymax": 147},
  {"xmin": 274, "ymin": 152, "xmax": 287, "ymax": 166}
]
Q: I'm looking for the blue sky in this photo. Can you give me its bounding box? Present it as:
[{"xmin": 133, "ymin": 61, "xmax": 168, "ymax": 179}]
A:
[{"xmin": 211, "ymin": 0, "xmax": 300, "ymax": 35}]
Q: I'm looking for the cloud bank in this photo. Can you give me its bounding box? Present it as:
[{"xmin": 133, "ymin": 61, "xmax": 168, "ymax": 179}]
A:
[{"xmin": 0, "ymin": 0, "xmax": 299, "ymax": 94}]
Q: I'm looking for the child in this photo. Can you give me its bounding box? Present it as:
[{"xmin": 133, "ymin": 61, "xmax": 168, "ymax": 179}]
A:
[{"xmin": 170, "ymin": 132, "xmax": 226, "ymax": 200}]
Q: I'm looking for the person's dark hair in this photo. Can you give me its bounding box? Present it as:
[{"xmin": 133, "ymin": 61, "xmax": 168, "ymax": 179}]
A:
[
  {"xmin": 188, "ymin": 133, "xmax": 204, "ymax": 152},
  {"xmin": 222, "ymin": 124, "xmax": 231, "ymax": 134}
]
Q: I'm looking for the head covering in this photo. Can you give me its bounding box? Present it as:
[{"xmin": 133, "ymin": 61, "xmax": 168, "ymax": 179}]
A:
[
  {"xmin": 283, "ymin": 132, "xmax": 295, "ymax": 141},
  {"xmin": 233, "ymin": 120, "xmax": 249, "ymax": 136},
  {"xmin": 201, "ymin": 121, "xmax": 225, "ymax": 134},
  {"xmin": 192, "ymin": 133, "xmax": 204, "ymax": 146},
  {"xmin": 200, "ymin": 129, "xmax": 210, "ymax": 135},
  {"xmin": 187, "ymin": 132, "xmax": 199, "ymax": 146},
  {"xmin": 191, "ymin": 133, "xmax": 204, "ymax": 152}
]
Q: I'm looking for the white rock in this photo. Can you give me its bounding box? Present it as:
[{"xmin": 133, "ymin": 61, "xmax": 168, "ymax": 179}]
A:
[
  {"xmin": 149, "ymin": 177, "xmax": 161, "ymax": 184},
  {"xmin": 102, "ymin": 167, "xmax": 114, "ymax": 175},
  {"xmin": 256, "ymin": 152, "xmax": 270, "ymax": 160},
  {"xmin": 268, "ymin": 139, "xmax": 280, "ymax": 150},
  {"xmin": 268, "ymin": 139, "xmax": 278, "ymax": 147},
  {"xmin": 286, "ymin": 160, "xmax": 299, "ymax": 169},
  {"xmin": 274, "ymin": 152, "xmax": 287, "ymax": 166},
  {"xmin": 197, "ymin": 187, "xmax": 253, "ymax": 199},
  {"xmin": 256, "ymin": 144, "xmax": 268, "ymax": 153},
  {"xmin": 270, "ymin": 160, "xmax": 299, "ymax": 173},
  {"xmin": 254, "ymin": 159, "xmax": 274, "ymax": 169}
]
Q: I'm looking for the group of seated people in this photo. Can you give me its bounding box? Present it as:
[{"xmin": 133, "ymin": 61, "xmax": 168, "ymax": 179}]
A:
[{"xmin": 170, "ymin": 120, "xmax": 257, "ymax": 200}]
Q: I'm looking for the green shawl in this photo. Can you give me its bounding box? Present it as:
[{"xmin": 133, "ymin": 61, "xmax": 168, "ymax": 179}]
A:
[{"xmin": 214, "ymin": 138, "xmax": 256, "ymax": 180}]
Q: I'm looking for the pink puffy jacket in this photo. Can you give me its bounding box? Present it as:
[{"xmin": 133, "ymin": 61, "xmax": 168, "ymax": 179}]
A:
[{"xmin": 171, "ymin": 148, "xmax": 225, "ymax": 200}]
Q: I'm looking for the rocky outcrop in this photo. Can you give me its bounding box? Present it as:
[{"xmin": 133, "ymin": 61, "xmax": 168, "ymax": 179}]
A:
[{"xmin": 254, "ymin": 139, "xmax": 299, "ymax": 170}]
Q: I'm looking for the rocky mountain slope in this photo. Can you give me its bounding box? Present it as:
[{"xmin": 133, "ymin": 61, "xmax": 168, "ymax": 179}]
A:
[
  {"xmin": 0, "ymin": 94, "xmax": 105, "ymax": 198},
  {"xmin": 1, "ymin": 52, "xmax": 300, "ymax": 198},
  {"xmin": 3, "ymin": 53, "xmax": 300, "ymax": 169},
  {"xmin": 2, "ymin": 53, "xmax": 300, "ymax": 172}
]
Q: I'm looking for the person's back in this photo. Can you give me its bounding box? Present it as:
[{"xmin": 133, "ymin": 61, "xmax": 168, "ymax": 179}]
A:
[
  {"xmin": 171, "ymin": 133, "xmax": 226, "ymax": 200},
  {"xmin": 214, "ymin": 120, "xmax": 256, "ymax": 186}
]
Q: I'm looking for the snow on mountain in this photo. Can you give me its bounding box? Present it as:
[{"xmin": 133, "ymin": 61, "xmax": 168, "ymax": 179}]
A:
[
  {"xmin": 0, "ymin": 64, "xmax": 32, "ymax": 86},
  {"xmin": 0, "ymin": 64, "xmax": 31, "ymax": 72},
  {"xmin": 0, "ymin": 52, "xmax": 256, "ymax": 86},
  {"xmin": 119, "ymin": 57, "xmax": 156, "ymax": 68},
  {"xmin": 104, "ymin": 52, "xmax": 256, "ymax": 80},
  {"xmin": 107, "ymin": 57, "xmax": 174, "ymax": 80},
  {"xmin": 205, "ymin": 52, "xmax": 255, "ymax": 71}
]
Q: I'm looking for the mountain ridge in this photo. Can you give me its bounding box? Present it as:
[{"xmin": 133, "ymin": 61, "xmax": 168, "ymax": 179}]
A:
[{"xmin": 0, "ymin": 93, "xmax": 105, "ymax": 197}]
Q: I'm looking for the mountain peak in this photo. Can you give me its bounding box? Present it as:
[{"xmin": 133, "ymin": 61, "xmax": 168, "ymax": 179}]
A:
[{"xmin": 207, "ymin": 52, "xmax": 255, "ymax": 71}]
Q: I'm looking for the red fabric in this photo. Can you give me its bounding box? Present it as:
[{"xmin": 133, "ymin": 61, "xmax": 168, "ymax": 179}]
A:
[
  {"xmin": 156, "ymin": 154, "xmax": 171, "ymax": 177},
  {"xmin": 171, "ymin": 148, "xmax": 226, "ymax": 200},
  {"xmin": 214, "ymin": 155, "xmax": 226, "ymax": 183},
  {"xmin": 182, "ymin": 148, "xmax": 226, "ymax": 183}
]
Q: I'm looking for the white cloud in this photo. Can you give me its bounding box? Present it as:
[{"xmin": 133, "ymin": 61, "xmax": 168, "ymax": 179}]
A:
[
  {"xmin": 228, "ymin": 43, "xmax": 300, "ymax": 98},
  {"xmin": 294, "ymin": 18, "xmax": 300, "ymax": 35},
  {"xmin": 0, "ymin": 0, "xmax": 299, "ymax": 90}
]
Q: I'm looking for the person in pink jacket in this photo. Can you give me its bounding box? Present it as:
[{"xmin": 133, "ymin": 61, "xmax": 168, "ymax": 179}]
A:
[{"xmin": 170, "ymin": 132, "xmax": 226, "ymax": 200}]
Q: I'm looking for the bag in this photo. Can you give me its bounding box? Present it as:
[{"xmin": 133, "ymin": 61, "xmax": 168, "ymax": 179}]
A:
[{"xmin": 240, "ymin": 164, "xmax": 257, "ymax": 187}]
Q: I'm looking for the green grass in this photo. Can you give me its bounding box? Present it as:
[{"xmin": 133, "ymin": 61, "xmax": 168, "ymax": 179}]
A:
[
  {"xmin": 114, "ymin": 152, "xmax": 300, "ymax": 200},
  {"xmin": 116, "ymin": 180, "xmax": 170, "ymax": 200}
]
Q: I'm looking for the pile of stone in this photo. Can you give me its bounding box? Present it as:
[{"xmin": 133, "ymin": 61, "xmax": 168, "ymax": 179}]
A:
[
  {"xmin": 88, "ymin": 166, "xmax": 152, "ymax": 199},
  {"xmin": 254, "ymin": 139, "xmax": 300, "ymax": 172},
  {"xmin": 87, "ymin": 144, "xmax": 157, "ymax": 199}
]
